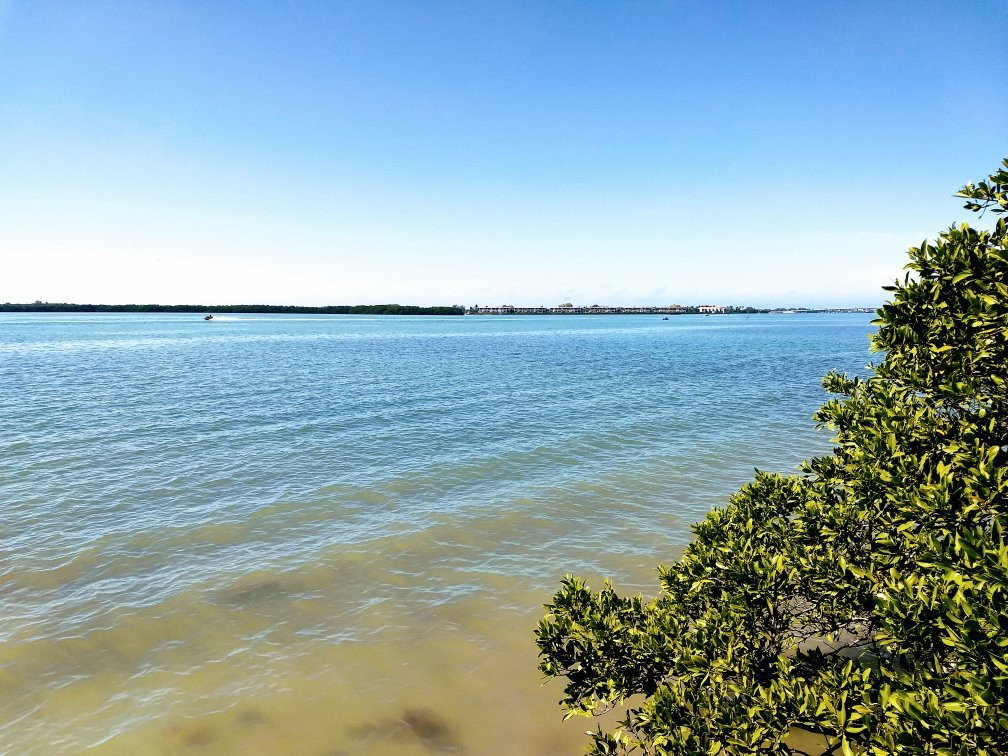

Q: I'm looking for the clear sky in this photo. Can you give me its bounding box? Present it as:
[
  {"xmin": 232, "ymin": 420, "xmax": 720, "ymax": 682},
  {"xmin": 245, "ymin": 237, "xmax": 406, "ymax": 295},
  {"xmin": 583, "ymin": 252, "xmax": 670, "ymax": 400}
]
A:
[{"xmin": 2, "ymin": 1, "xmax": 1006, "ymax": 308}]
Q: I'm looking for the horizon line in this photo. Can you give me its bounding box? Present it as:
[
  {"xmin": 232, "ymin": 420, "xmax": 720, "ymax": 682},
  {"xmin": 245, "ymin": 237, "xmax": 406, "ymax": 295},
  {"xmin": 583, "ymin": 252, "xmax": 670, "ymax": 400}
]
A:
[{"xmin": 1, "ymin": 301, "xmax": 881, "ymax": 314}]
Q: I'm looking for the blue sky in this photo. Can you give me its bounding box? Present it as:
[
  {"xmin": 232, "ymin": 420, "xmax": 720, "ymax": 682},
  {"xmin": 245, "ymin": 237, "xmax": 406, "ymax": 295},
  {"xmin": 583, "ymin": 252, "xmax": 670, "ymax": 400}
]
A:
[{"xmin": 2, "ymin": 1, "xmax": 1006, "ymax": 307}]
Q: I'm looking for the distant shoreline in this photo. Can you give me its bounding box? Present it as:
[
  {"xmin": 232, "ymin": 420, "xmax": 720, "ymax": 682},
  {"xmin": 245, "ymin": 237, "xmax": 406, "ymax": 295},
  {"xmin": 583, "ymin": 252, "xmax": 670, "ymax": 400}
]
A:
[
  {"xmin": 467, "ymin": 305, "xmax": 876, "ymax": 315},
  {"xmin": 1, "ymin": 302, "xmax": 877, "ymax": 316},
  {"xmin": 0, "ymin": 302, "xmax": 465, "ymax": 315}
]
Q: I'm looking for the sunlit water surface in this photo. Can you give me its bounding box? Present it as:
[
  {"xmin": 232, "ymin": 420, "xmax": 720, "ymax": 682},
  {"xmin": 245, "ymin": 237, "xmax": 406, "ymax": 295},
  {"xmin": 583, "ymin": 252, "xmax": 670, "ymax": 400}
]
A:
[{"xmin": 0, "ymin": 312, "xmax": 876, "ymax": 753}]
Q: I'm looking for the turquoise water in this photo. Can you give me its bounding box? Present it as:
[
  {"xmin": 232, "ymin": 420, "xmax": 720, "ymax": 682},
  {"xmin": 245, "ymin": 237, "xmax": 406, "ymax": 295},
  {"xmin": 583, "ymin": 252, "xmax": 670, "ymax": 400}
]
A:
[{"xmin": 0, "ymin": 312, "xmax": 875, "ymax": 753}]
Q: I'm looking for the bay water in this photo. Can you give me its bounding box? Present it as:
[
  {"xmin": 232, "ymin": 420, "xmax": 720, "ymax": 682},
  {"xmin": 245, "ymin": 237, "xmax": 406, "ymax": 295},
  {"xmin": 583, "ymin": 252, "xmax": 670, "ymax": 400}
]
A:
[{"xmin": 0, "ymin": 312, "xmax": 875, "ymax": 753}]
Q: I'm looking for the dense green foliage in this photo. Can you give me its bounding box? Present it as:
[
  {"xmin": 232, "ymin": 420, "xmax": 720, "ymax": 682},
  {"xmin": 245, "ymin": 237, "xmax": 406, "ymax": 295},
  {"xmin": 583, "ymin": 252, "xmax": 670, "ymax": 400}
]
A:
[
  {"xmin": 537, "ymin": 160, "xmax": 1008, "ymax": 754},
  {"xmin": 0, "ymin": 302, "xmax": 465, "ymax": 315}
]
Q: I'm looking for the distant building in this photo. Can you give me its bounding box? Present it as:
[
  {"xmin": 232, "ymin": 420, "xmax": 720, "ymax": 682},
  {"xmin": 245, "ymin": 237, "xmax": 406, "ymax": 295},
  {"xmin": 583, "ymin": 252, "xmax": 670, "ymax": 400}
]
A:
[
  {"xmin": 471, "ymin": 304, "xmax": 690, "ymax": 315},
  {"xmin": 697, "ymin": 305, "xmax": 726, "ymax": 313}
]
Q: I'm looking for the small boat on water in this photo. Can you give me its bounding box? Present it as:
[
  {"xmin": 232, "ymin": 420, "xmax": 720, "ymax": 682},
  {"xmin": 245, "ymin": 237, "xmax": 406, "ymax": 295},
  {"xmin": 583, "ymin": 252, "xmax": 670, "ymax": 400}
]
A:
[
  {"xmin": 662, "ymin": 316, "xmax": 668, "ymax": 320},
  {"xmin": 204, "ymin": 314, "xmax": 213, "ymax": 321}
]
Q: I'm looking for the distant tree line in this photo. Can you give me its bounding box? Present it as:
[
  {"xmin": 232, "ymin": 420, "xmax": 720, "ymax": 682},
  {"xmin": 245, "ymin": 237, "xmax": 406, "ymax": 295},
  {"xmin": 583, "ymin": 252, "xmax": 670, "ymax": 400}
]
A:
[{"xmin": 0, "ymin": 302, "xmax": 466, "ymax": 315}]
